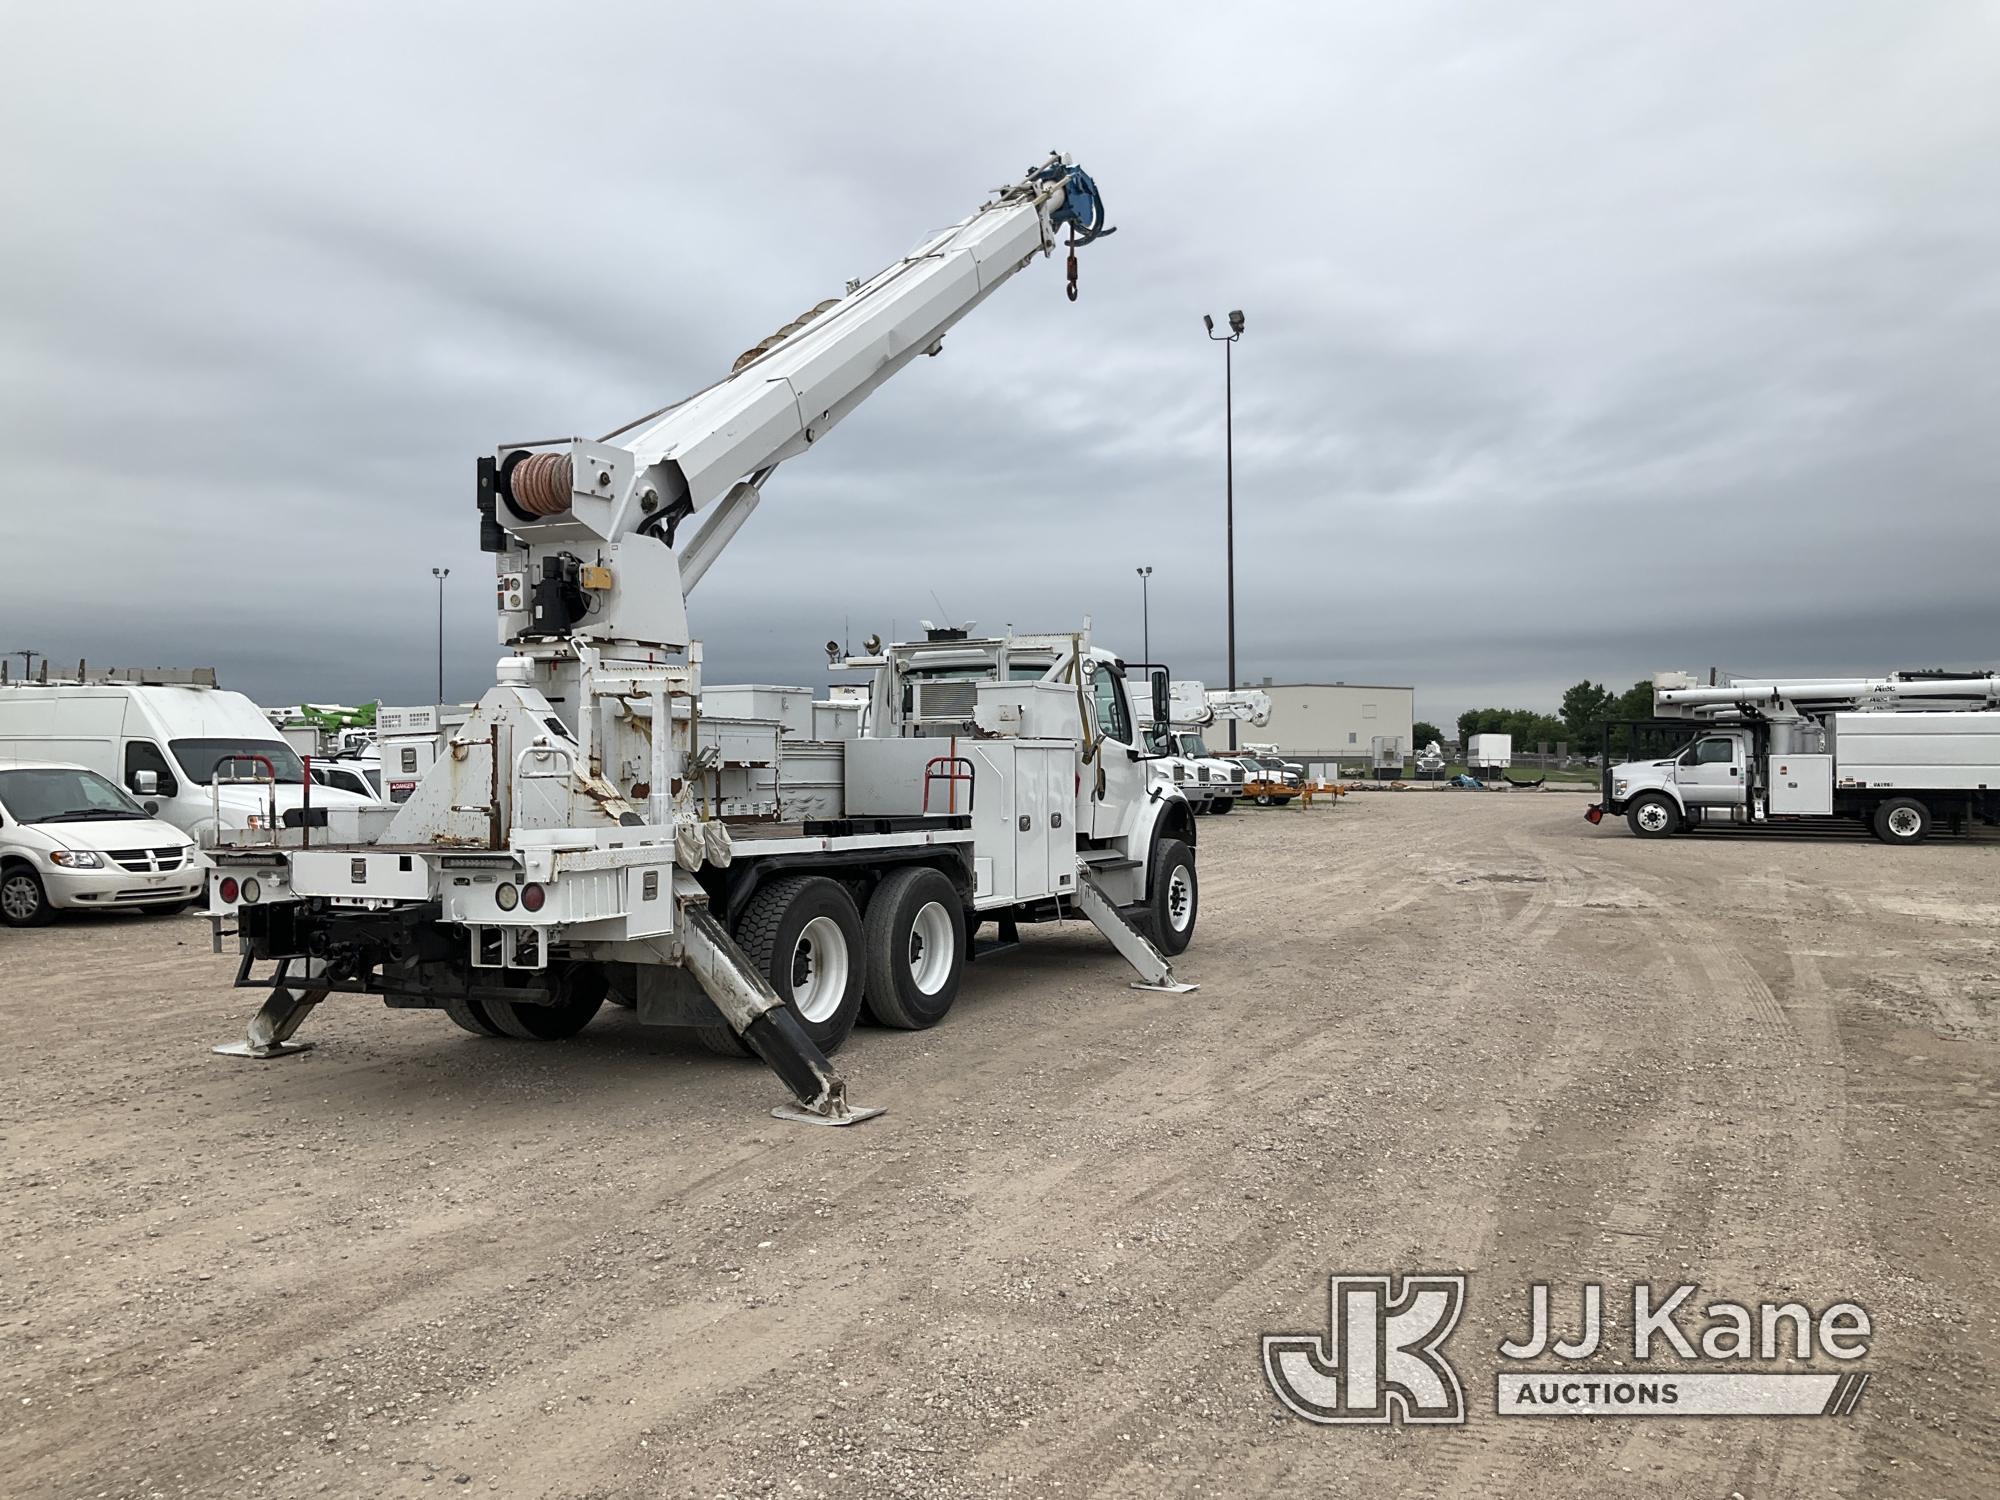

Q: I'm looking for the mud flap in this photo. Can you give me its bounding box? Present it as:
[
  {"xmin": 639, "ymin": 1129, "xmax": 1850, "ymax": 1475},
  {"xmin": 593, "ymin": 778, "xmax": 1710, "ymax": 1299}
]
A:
[
  {"xmin": 677, "ymin": 902, "xmax": 884, "ymax": 1126},
  {"xmin": 1073, "ymin": 873, "xmax": 1197, "ymax": 994}
]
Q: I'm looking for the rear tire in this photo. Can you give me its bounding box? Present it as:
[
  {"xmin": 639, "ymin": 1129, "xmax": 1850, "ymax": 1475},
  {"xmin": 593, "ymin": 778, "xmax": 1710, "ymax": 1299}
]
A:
[
  {"xmin": 862, "ymin": 867, "xmax": 965, "ymax": 1030},
  {"xmin": 1143, "ymin": 837, "xmax": 1198, "ymax": 955},
  {"xmin": 442, "ymin": 995, "xmax": 504, "ymax": 1036},
  {"xmin": 1626, "ymin": 794, "xmax": 1679, "ymax": 839},
  {"xmin": 482, "ymin": 966, "xmax": 607, "ymax": 1040},
  {"xmin": 1873, "ymin": 797, "xmax": 1931, "ymax": 845},
  {"xmin": 0, "ymin": 865, "xmax": 50, "ymax": 927},
  {"xmin": 733, "ymin": 876, "xmax": 865, "ymax": 1054}
]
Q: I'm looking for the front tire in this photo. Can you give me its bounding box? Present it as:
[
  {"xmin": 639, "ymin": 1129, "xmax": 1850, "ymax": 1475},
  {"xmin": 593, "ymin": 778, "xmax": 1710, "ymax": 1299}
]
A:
[
  {"xmin": 862, "ymin": 866, "xmax": 965, "ymax": 1030},
  {"xmin": 1143, "ymin": 837, "xmax": 1198, "ymax": 955},
  {"xmin": 1211, "ymin": 798, "xmax": 1234, "ymax": 815},
  {"xmin": 139, "ymin": 899, "xmax": 195, "ymax": 916},
  {"xmin": 0, "ymin": 865, "xmax": 50, "ymax": 927},
  {"xmin": 1873, "ymin": 797, "xmax": 1931, "ymax": 845},
  {"xmin": 1626, "ymin": 794, "xmax": 1680, "ymax": 839}
]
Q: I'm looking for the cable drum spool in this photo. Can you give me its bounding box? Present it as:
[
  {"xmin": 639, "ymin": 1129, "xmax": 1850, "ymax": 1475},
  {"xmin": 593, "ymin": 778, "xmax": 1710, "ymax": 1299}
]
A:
[{"xmin": 508, "ymin": 451, "xmax": 575, "ymax": 517}]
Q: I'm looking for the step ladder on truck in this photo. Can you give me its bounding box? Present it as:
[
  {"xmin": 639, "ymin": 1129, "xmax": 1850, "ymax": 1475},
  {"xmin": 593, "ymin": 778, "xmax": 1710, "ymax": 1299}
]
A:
[
  {"xmin": 205, "ymin": 152, "xmax": 1203, "ymax": 1126},
  {"xmin": 1587, "ymin": 669, "xmax": 2000, "ymax": 845}
]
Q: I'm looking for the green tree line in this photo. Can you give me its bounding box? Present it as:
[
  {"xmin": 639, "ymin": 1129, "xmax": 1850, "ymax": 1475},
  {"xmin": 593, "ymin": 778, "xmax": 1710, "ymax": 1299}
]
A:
[{"xmin": 1446, "ymin": 680, "xmax": 1660, "ymax": 757}]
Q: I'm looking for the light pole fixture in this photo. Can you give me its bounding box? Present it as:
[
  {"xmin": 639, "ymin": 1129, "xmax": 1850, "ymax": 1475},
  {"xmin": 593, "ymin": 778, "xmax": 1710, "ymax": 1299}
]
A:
[
  {"xmin": 431, "ymin": 567, "xmax": 450, "ymax": 703},
  {"xmin": 1135, "ymin": 565, "xmax": 1153, "ymax": 674},
  {"xmin": 1204, "ymin": 309, "xmax": 1245, "ymax": 747}
]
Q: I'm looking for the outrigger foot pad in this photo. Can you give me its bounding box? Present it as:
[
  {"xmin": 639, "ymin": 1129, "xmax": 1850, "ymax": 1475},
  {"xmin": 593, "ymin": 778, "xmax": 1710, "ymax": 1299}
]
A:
[
  {"xmin": 771, "ymin": 1095, "xmax": 888, "ymax": 1128},
  {"xmin": 212, "ymin": 1038, "xmax": 316, "ymax": 1059},
  {"xmin": 743, "ymin": 1005, "xmax": 887, "ymax": 1128},
  {"xmin": 1130, "ymin": 980, "xmax": 1199, "ymax": 995}
]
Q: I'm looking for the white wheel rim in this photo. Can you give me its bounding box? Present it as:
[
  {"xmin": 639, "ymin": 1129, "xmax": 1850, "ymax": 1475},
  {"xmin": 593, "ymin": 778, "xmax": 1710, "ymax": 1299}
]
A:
[
  {"xmin": 1166, "ymin": 866, "xmax": 1194, "ymax": 931},
  {"xmin": 788, "ymin": 915, "xmax": 849, "ymax": 1023},
  {"xmin": 2, "ymin": 875, "xmax": 38, "ymax": 920},
  {"xmin": 1888, "ymin": 808, "xmax": 1920, "ymax": 837},
  {"xmin": 1638, "ymin": 803, "xmax": 1669, "ymax": 832},
  {"xmin": 908, "ymin": 900, "xmax": 954, "ymax": 995}
]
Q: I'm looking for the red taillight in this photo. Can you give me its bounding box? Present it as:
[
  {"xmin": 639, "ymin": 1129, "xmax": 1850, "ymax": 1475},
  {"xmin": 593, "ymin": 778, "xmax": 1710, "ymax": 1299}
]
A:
[
  {"xmin": 218, "ymin": 876, "xmax": 240, "ymax": 903},
  {"xmin": 521, "ymin": 883, "xmax": 546, "ymax": 913}
]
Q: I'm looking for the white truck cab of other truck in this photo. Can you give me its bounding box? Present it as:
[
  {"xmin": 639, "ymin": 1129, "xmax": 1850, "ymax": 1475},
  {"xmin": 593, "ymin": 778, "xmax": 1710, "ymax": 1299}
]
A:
[
  {"xmin": 0, "ymin": 760, "xmax": 204, "ymax": 925},
  {"xmin": 1170, "ymin": 731, "xmax": 1242, "ymax": 813}
]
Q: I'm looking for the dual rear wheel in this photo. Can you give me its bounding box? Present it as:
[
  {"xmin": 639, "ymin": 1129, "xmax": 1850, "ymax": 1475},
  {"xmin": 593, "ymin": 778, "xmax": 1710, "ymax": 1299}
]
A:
[{"xmin": 695, "ymin": 868, "xmax": 966, "ymax": 1058}]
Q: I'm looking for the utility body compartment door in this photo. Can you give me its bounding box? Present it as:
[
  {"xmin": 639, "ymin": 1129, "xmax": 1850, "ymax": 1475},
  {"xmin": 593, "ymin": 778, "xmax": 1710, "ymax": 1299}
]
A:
[{"xmin": 1768, "ymin": 753, "xmax": 1833, "ymax": 815}]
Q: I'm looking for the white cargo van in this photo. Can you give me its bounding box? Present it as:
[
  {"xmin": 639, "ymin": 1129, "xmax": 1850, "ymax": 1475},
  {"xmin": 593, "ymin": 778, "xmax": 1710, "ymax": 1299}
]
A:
[{"xmin": 0, "ymin": 668, "xmax": 375, "ymax": 842}]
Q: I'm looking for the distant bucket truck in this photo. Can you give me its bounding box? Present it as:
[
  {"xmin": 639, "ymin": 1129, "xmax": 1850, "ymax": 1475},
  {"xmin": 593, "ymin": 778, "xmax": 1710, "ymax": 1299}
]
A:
[{"xmin": 1589, "ymin": 669, "xmax": 2000, "ymax": 844}]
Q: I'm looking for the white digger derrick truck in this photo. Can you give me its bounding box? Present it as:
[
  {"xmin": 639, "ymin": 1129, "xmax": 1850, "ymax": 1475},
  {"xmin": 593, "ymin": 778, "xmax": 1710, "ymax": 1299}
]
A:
[
  {"xmin": 207, "ymin": 154, "xmax": 1204, "ymax": 1125},
  {"xmin": 1588, "ymin": 669, "xmax": 2000, "ymax": 844}
]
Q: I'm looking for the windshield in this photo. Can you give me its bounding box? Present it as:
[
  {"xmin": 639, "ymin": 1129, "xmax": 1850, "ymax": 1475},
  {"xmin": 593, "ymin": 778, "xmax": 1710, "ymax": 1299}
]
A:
[
  {"xmin": 1258, "ymin": 757, "xmax": 1286, "ymax": 769},
  {"xmin": 1146, "ymin": 732, "xmax": 1175, "ymax": 755},
  {"xmin": 0, "ymin": 767, "xmax": 151, "ymax": 823},
  {"xmin": 170, "ymin": 739, "xmax": 306, "ymax": 785},
  {"xmin": 1175, "ymin": 734, "xmax": 1211, "ymax": 758}
]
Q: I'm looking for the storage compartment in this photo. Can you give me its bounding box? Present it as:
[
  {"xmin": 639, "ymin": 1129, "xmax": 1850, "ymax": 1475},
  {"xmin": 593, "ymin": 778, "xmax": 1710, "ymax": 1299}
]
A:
[
  {"xmin": 842, "ymin": 737, "xmax": 1076, "ymax": 906},
  {"xmin": 1767, "ymin": 753, "xmax": 1833, "ymax": 815},
  {"xmin": 974, "ymin": 682, "xmax": 1081, "ymax": 741},
  {"xmin": 1830, "ymin": 711, "xmax": 2000, "ymax": 791},
  {"xmin": 776, "ymin": 741, "xmax": 846, "ymax": 821},
  {"xmin": 702, "ymin": 685, "xmax": 813, "ymax": 738},
  {"xmin": 811, "ymin": 700, "xmax": 864, "ymax": 740}
]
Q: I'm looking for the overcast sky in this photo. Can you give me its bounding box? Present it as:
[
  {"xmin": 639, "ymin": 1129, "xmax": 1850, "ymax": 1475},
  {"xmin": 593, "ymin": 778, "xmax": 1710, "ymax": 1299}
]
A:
[{"xmin": 3, "ymin": 2, "xmax": 1995, "ymax": 724}]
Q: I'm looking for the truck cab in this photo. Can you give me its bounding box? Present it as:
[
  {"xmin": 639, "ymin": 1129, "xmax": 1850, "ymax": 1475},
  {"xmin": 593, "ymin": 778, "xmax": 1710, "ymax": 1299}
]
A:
[
  {"xmin": 1169, "ymin": 731, "xmax": 1241, "ymax": 813},
  {"xmin": 1601, "ymin": 730, "xmax": 1751, "ymax": 835}
]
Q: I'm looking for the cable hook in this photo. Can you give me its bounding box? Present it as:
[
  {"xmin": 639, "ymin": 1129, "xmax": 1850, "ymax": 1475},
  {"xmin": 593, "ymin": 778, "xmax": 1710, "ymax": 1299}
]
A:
[{"xmin": 1065, "ymin": 225, "xmax": 1079, "ymax": 302}]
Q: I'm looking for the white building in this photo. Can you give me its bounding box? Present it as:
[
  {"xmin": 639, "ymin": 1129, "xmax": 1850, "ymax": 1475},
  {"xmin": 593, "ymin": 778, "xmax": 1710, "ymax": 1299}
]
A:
[{"xmin": 1253, "ymin": 681, "xmax": 1416, "ymax": 766}]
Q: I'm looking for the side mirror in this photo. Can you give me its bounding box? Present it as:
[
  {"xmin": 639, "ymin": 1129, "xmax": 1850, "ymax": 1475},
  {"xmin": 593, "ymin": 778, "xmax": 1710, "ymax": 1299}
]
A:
[
  {"xmin": 1151, "ymin": 667, "xmax": 1170, "ymax": 728},
  {"xmin": 133, "ymin": 769, "xmax": 159, "ymax": 796}
]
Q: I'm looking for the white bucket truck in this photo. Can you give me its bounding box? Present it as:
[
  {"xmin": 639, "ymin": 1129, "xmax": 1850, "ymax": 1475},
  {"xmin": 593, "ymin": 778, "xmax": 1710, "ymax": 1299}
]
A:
[{"xmin": 1589, "ymin": 669, "xmax": 2000, "ymax": 844}]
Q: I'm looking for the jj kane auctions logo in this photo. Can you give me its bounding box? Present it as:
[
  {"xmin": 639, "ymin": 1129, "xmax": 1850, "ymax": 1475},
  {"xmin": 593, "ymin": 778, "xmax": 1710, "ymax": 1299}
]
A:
[{"xmin": 1264, "ymin": 1275, "xmax": 1872, "ymax": 1424}]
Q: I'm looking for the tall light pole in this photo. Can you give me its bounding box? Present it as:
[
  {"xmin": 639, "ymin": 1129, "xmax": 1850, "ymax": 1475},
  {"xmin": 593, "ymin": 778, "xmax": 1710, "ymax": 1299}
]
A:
[
  {"xmin": 1204, "ymin": 309, "xmax": 1245, "ymax": 747},
  {"xmin": 431, "ymin": 567, "xmax": 450, "ymax": 703},
  {"xmin": 1135, "ymin": 565, "xmax": 1153, "ymax": 669}
]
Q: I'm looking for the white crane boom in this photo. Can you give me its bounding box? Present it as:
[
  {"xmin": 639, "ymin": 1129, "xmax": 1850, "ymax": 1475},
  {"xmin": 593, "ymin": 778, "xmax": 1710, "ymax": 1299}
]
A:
[
  {"xmin": 482, "ymin": 153, "xmax": 1112, "ymax": 587},
  {"xmin": 1654, "ymin": 670, "xmax": 2000, "ymax": 720}
]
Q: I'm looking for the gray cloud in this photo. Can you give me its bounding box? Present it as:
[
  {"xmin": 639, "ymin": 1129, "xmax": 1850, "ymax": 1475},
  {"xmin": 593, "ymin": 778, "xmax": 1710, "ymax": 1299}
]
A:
[{"xmin": 3, "ymin": 2, "xmax": 1995, "ymax": 726}]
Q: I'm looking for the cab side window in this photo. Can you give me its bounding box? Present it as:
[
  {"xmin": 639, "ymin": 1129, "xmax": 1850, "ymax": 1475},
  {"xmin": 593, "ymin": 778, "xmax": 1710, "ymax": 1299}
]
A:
[
  {"xmin": 125, "ymin": 740, "xmax": 179, "ymax": 797},
  {"xmin": 1695, "ymin": 739, "xmax": 1735, "ymax": 765},
  {"xmin": 1091, "ymin": 666, "xmax": 1133, "ymax": 745}
]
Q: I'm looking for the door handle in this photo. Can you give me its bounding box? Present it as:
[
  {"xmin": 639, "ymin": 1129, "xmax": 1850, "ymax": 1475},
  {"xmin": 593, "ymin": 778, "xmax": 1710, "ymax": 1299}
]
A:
[{"xmin": 1018, "ymin": 815, "xmax": 1031, "ymax": 831}]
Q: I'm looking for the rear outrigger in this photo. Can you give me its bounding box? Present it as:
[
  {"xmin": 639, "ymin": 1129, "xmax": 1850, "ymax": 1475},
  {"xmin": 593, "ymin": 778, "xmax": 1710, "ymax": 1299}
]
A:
[{"xmin": 207, "ymin": 154, "xmax": 1201, "ymax": 1125}]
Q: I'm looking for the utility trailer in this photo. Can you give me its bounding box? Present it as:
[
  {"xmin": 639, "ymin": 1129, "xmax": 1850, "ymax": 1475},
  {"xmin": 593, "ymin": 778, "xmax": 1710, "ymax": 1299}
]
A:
[
  {"xmin": 1465, "ymin": 733, "xmax": 1511, "ymax": 776},
  {"xmin": 206, "ymin": 153, "xmax": 1202, "ymax": 1126},
  {"xmin": 1587, "ymin": 670, "xmax": 2000, "ymax": 844}
]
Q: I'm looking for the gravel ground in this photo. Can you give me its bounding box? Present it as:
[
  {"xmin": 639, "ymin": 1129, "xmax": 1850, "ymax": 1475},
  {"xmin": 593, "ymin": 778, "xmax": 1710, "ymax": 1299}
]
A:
[{"xmin": 2, "ymin": 793, "xmax": 1995, "ymax": 1498}]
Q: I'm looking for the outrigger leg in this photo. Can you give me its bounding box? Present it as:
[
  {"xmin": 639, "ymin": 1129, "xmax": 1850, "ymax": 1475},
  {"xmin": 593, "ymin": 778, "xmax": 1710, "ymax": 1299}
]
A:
[
  {"xmin": 213, "ymin": 959, "xmax": 327, "ymax": 1059},
  {"xmin": 677, "ymin": 903, "xmax": 885, "ymax": 1127},
  {"xmin": 1073, "ymin": 873, "xmax": 1198, "ymax": 995}
]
